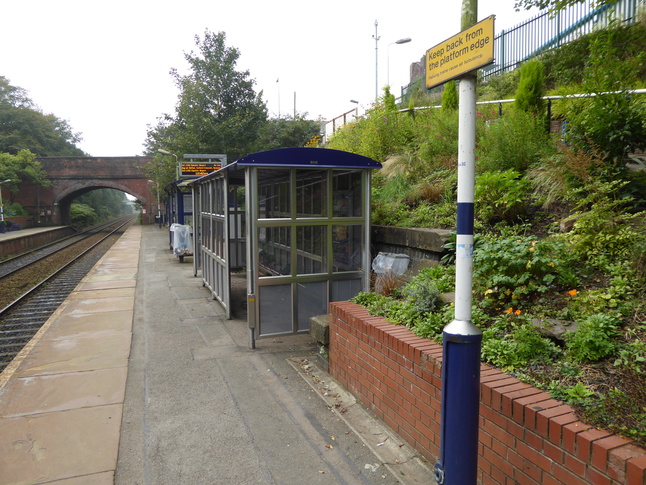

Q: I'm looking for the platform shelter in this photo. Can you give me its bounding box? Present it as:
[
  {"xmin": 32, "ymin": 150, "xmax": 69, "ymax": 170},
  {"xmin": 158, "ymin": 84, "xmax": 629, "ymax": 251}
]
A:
[{"xmin": 190, "ymin": 147, "xmax": 381, "ymax": 348}]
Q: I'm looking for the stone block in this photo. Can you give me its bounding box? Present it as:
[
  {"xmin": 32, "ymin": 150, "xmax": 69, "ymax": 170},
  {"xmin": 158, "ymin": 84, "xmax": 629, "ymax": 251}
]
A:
[{"xmin": 310, "ymin": 314, "xmax": 329, "ymax": 345}]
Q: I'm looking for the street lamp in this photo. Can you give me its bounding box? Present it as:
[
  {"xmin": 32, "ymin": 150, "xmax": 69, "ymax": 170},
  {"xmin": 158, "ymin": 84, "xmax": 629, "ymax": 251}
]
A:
[
  {"xmin": 373, "ymin": 20, "xmax": 380, "ymax": 101},
  {"xmin": 350, "ymin": 99, "xmax": 359, "ymax": 120},
  {"xmin": 0, "ymin": 179, "xmax": 12, "ymax": 233},
  {"xmin": 158, "ymin": 148, "xmax": 179, "ymax": 179},
  {"xmin": 148, "ymin": 180, "xmax": 162, "ymax": 228},
  {"xmin": 387, "ymin": 37, "xmax": 412, "ymax": 86}
]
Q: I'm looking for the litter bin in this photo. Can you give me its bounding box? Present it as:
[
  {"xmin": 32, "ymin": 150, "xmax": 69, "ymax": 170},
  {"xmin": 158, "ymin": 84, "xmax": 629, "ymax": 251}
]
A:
[
  {"xmin": 371, "ymin": 252, "xmax": 409, "ymax": 276},
  {"xmin": 171, "ymin": 224, "xmax": 193, "ymax": 263}
]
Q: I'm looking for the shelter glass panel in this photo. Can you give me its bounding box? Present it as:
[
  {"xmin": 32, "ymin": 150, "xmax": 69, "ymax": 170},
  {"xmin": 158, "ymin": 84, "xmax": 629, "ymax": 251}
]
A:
[
  {"xmin": 296, "ymin": 226, "xmax": 326, "ymax": 275},
  {"xmin": 258, "ymin": 169, "xmax": 291, "ymax": 219},
  {"xmin": 215, "ymin": 179, "xmax": 225, "ymax": 215},
  {"xmin": 332, "ymin": 224, "xmax": 363, "ymax": 272},
  {"xmin": 297, "ymin": 281, "xmax": 327, "ymax": 332},
  {"xmin": 258, "ymin": 284, "xmax": 292, "ymax": 335},
  {"xmin": 333, "ymin": 170, "xmax": 362, "ymax": 217},
  {"xmin": 259, "ymin": 226, "xmax": 291, "ymax": 276},
  {"xmin": 295, "ymin": 169, "xmax": 327, "ymax": 217},
  {"xmin": 331, "ymin": 279, "xmax": 362, "ymax": 302},
  {"xmin": 215, "ymin": 220, "xmax": 225, "ymax": 257}
]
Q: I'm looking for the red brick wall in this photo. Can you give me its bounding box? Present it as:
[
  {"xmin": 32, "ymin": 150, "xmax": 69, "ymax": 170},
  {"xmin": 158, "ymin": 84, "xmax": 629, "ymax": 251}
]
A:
[{"xmin": 329, "ymin": 301, "xmax": 646, "ymax": 485}]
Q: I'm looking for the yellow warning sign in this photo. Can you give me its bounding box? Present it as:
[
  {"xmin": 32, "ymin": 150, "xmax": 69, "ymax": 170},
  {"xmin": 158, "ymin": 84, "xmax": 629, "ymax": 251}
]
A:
[{"xmin": 425, "ymin": 16, "xmax": 495, "ymax": 90}]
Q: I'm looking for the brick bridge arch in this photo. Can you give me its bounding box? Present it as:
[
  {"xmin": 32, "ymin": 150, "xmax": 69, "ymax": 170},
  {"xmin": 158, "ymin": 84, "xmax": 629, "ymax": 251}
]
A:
[{"xmin": 15, "ymin": 156, "xmax": 158, "ymax": 226}]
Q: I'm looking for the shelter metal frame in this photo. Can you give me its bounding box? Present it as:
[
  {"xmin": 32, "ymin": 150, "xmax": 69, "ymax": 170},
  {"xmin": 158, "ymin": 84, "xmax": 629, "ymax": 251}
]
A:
[{"xmin": 191, "ymin": 148, "xmax": 381, "ymax": 348}]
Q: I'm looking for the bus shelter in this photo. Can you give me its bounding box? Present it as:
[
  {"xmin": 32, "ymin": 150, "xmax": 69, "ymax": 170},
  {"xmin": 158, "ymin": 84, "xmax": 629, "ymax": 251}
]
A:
[{"xmin": 190, "ymin": 147, "xmax": 381, "ymax": 348}]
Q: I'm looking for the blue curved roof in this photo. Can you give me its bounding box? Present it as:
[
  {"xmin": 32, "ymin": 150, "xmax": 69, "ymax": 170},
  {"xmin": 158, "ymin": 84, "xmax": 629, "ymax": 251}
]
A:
[{"xmin": 235, "ymin": 147, "xmax": 381, "ymax": 169}]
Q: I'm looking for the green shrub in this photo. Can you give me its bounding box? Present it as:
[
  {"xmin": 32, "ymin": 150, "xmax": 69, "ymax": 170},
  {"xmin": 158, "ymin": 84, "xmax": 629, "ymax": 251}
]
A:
[
  {"xmin": 399, "ymin": 271, "xmax": 442, "ymax": 314},
  {"xmin": 478, "ymin": 68, "xmax": 520, "ymax": 100},
  {"xmin": 514, "ymin": 59, "xmax": 546, "ymax": 119},
  {"xmin": 441, "ymin": 80, "xmax": 458, "ymax": 112},
  {"xmin": 564, "ymin": 180, "xmax": 646, "ymax": 267},
  {"xmin": 482, "ymin": 317, "xmax": 561, "ymax": 371},
  {"xmin": 559, "ymin": 24, "xmax": 646, "ymax": 164},
  {"xmin": 477, "ymin": 110, "xmax": 552, "ymax": 173},
  {"xmin": 5, "ymin": 201, "xmax": 27, "ymax": 217},
  {"xmin": 70, "ymin": 203, "xmax": 99, "ymax": 228},
  {"xmin": 473, "ymin": 235, "xmax": 569, "ymax": 310},
  {"xmin": 475, "ymin": 170, "xmax": 531, "ymax": 224},
  {"xmin": 412, "ymin": 312, "xmax": 446, "ymax": 341},
  {"xmin": 566, "ymin": 313, "xmax": 621, "ymax": 363}
]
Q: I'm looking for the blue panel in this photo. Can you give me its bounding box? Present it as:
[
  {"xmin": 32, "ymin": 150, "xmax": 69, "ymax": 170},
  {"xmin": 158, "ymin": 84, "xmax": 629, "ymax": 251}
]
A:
[
  {"xmin": 456, "ymin": 202, "xmax": 474, "ymax": 235},
  {"xmin": 236, "ymin": 148, "xmax": 382, "ymax": 169}
]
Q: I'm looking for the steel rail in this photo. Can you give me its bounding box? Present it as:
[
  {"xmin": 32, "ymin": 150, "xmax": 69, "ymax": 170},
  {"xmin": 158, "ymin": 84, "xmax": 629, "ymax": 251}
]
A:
[
  {"xmin": 0, "ymin": 216, "xmax": 132, "ymax": 279},
  {"xmin": 0, "ymin": 216, "xmax": 134, "ymax": 317}
]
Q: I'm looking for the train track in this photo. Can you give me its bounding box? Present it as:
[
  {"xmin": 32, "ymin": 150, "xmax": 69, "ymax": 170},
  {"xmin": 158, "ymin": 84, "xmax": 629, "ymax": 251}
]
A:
[
  {"xmin": 0, "ymin": 217, "xmax": 134, "ymax": 373},
  {"xmin": 0, "ymin": 218, "xmax": 132, "ymax": 278}
]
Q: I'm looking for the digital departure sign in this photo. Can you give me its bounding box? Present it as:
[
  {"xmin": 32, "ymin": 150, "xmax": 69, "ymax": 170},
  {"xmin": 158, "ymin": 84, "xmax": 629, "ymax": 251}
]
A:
[{"xmin": 180, "ymin": 162, "xmax": 221, "ymax": 177}]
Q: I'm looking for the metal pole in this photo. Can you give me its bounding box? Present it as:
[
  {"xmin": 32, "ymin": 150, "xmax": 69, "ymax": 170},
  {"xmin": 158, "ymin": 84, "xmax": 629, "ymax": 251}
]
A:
[
  {"xmin": 434, "ymin": 0, "xmax": 482, "ymax": 483},
  {"xmin": 157, "ymin": 184, "xmax": 162, "ymax": 228},
  {"xmin": 0, "ymin": 179, "xmax": 10, "ymax": 233},
  {"xmin": 373, "ymin": 20, "xmax": 380, "ymax": 101},
  {"xmin": 0, "ymin": 186, "xmax": 5, "ymax": 234}
]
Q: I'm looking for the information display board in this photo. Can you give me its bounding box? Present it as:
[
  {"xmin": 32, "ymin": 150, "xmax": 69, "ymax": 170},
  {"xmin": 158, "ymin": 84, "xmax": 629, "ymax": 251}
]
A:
[{"xmin": 180, "ymin": 162, "xmax": 221, "ymax": 177}]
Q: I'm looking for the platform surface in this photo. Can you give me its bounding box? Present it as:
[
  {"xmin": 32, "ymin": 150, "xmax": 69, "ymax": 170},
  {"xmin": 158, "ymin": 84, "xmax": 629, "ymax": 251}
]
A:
[{"xmin": 0, "ymin": 224, "xmax": 434, "ymax": 484}]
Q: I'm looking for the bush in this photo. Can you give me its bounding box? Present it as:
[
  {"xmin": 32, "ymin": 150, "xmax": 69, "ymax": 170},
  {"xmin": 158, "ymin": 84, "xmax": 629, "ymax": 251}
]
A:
[
  {"xmin": 475, "ymin": 170, "xmax": 531, "ymax": 224},
  {"xmin": 514, "ymin": 59, "xmax": 546, "ymax": 119},
  {"xmin": 564, "ymin": 180, "xmax": 646, "ymax": 267},
  {"xmin": 473, "ymin": 235, "xmax": 569, "ymax": 310},
  {"xmin": 558, "ymin": 24, "xmax": 646, "ymax": 164},
  {"xmin": 477, "ymin": 110, "xmax": 553, "ymax": 173},
  {"xmin": 4, "ymin": 201, "xmax": 27, "ymax": 217},
  {"xmin": 70, "ymin": 203, "xmax": 99, "ymax": 228},
  {"xmin": 399, "ymin": 271, "xmax": 442, "ymax": 314},
  {"xmin": 441, "ymin": 80, "xmax": 458, "ymax": 112},
  {"xmin": 566, "ymin": 313, "xmax": 621, "ymax": 363},
  {"xmin": 482, "ymin": 317, "xmax": 561, "ymax": 371}
]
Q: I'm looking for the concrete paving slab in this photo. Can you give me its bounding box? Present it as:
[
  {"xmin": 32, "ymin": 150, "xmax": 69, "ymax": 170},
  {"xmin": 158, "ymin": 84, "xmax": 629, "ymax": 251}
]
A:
[
  {"xmin": 0, "ymin": 404, "xmax": 122, "ymax": 484},
  {"xmin": 80, "ymin": 273, "xmax": 137, "ymax": 283},
  {"xmin": 42, "ymin": 310, "xmax": 133, "ymax": 337},
  {"xmin": 45, "ymin": 471, "xmax": 115, "ymax": 484},
  {"xmin": 0, "ymin": 367, "xmax": 127, "ymax": 417},
  {"xmin": 66, "ymin": 287, "xmax": 135, "ymax": 300},
  {"xmin": 15, "ymin": 329, "xmax": 131, "ymax": 377},
  {"xmin": 62, "ymin": 294, "xmax": 134, "ymax": 314},
  {"xmin": 76, "ymin": 279, "xmax": 136, "ymax": 291}
]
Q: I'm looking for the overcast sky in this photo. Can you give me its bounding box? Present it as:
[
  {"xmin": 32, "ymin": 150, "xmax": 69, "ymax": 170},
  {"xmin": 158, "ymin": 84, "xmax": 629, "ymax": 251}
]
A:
[{"xmin": 1, "ymin": 0, "xmax": 538, "ymax": 157}]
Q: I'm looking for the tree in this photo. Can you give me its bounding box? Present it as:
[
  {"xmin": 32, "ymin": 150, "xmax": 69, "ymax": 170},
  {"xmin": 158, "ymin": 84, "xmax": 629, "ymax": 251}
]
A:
[
  {"xmin": 514, "ymin": 59, "xmax": 546, "ymax": 118},
  {"xmin": 255, "ymin": 114, "xmax": 321, "ymax": 152},
  {"xmin": 145, "ymin": 30, "xmax": 268, "ymax": 162},
  {"xmin": 441, "ymin": 80, "xmax": 459, "ymax": 112},
  {"xmin": 0, "ymin": 149, "xmax": 50, "ymax": 203},
  {"xmin": 75, "ymin": 189, "xmax": 130, "ymax": 219},
  {"xmin": 514, "ymin": 0, "xmax": 617, "ymax": 12},
  {"xmin": 0, "ymin": 76, "xmax": 86, "ymax": 156}
]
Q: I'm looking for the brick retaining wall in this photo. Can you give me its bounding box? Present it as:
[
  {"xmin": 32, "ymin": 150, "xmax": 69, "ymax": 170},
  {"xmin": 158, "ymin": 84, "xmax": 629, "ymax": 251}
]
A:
[{"xmin": 329, "ymin": 300, "xmax": 646, "ymax": 485}]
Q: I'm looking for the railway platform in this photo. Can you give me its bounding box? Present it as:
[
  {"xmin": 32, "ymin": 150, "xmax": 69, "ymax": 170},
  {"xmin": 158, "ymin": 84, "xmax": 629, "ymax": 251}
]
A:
[
  {"xmin": 0, "ymin": 224, "xmax": 434, "ymax": 484},
  {"xmin": 0, "ymin": 226, "xmax": 75, "ymax": 258}
]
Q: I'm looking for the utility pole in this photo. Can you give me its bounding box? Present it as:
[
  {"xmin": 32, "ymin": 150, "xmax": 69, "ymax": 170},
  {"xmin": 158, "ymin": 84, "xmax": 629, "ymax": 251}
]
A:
[
  {"xmin": 373, "ymin": 20, "xmax": 380, "ymax": 101},
  {"xmin": 434, "ymin": 0, "xmax": 482, "ymax": 484}
]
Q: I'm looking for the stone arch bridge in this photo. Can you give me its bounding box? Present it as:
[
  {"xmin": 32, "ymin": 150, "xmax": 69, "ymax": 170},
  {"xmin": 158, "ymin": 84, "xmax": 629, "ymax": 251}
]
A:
[{"xmin": 14, "ymin": 156, "xmax": 157, "ymax": 226}]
